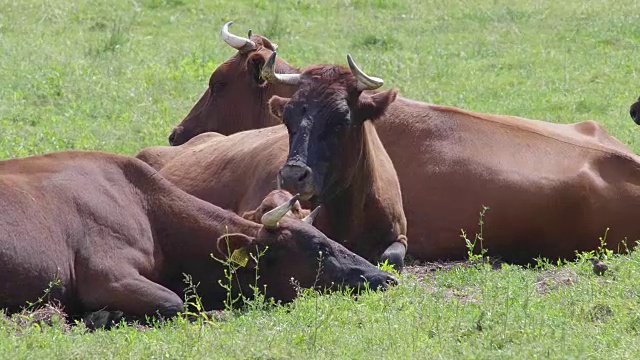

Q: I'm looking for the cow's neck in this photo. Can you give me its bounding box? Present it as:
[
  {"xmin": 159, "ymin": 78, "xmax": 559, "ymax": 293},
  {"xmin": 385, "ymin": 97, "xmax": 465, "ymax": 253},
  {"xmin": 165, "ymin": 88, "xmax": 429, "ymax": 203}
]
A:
[
  {"xmin": 141, "ymin": 172, "xmax": 257, "ymax": 265},
  {"xmin": 321, "ymin": 121, "xmax": 378, "ymax": 252}
]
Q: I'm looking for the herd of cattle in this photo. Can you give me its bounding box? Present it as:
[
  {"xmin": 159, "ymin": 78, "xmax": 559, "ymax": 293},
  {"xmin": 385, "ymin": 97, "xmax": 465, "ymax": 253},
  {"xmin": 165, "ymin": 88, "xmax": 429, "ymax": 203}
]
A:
[{"xmin": 2, "ymin": 21, "xmax": 640, "ymax": 329}]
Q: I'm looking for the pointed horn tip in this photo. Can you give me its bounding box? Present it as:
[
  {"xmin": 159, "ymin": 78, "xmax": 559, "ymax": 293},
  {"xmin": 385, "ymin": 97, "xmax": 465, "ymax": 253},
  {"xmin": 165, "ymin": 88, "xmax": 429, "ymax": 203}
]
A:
[
  {"xmin": 267, "ymin": 51, "xmax": 277, "ymax": 64},
  {"xmin": 302, "ymin": 205, "xmax": 321, "ymax": 225}
]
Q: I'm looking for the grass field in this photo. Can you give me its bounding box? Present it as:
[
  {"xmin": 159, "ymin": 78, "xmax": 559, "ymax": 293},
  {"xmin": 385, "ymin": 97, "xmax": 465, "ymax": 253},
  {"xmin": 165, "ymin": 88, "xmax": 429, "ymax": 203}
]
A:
[{"xmin": 1, "ymin": 0, "xmax": 640, "ymax": 358}]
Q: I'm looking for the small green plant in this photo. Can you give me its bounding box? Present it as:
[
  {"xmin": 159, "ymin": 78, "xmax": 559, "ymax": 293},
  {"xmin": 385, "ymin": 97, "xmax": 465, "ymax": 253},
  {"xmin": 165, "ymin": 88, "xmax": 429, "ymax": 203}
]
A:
[
  {"xmin": 461, "ymin": 205, "xmax": 490, "ymax": 264},
  {"xmin": 596, "ymin": 227, "xmax": 614, "ymax": 260},
  {"xmin": 22, "ymin": 278, "xmax": 61, "ymax": 313},
  {"xmin": 211, "ymin": 229, "xmax": 270, "ymax": 312},
  {"xmin": 377, "ymin": 259, "xmax": 400, "ymax": 278},
  {"xmin": 181, "ymin": 274, "xmax": 215, "ymax": 324}
]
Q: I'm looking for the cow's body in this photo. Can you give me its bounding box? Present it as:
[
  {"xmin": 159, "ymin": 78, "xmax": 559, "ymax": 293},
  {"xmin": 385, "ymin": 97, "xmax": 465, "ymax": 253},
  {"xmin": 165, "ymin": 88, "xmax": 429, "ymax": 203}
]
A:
[
  {"xmin": 374, "ymin": 100, "xmax": 640, "ymax": 261},
  {"xmin": 0, "ymin": 151, "xmax": 394, "ymax": 328}
]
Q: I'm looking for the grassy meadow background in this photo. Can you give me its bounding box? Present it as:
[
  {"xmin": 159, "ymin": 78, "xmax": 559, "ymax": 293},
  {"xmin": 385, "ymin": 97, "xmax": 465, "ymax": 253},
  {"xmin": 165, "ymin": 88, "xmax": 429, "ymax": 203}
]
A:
[{"xmin": 1, "ymin": 0, "xmax": 640, "ymax": 358}]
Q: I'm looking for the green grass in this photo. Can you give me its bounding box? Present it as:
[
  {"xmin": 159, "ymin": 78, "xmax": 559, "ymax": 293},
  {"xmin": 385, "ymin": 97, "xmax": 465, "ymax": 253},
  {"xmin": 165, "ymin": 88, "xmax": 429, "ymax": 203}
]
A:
[{"xmin": 2, "ymin": 0, "xmax": 640, "ymax": 358}]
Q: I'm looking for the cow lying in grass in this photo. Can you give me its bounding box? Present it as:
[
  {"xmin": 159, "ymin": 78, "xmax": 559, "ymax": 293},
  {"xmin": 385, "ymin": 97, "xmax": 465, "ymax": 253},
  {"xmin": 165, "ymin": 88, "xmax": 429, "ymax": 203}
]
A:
[{"xmin": 0, "ymin": 151, "xmax": 396, "ymax": 329}]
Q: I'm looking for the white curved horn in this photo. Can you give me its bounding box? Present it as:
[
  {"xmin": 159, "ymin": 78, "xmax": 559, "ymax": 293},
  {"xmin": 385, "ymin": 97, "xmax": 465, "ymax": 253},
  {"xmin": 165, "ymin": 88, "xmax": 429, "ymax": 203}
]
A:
[
  {"xmin": 261, "ymin": 193, "xmax": 301, "ymax": 229},
  {"xmin": 221, "ymin": 21, "xmax": 256, "ymax": 52},
  {"xmin": 346, "ymin": 54, "xmax": 384, "ymax": 91},
  {"xmin": 302, "ymin": 206, "xmax": 321, "ymax": 226},
  {"xmin": 261, "ymin": 52, "xmax": 301, "ymax": 86}
]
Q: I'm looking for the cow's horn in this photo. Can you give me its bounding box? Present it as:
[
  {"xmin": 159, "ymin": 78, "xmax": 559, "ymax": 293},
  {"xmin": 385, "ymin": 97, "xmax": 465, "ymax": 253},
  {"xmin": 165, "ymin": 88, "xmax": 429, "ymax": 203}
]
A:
[
  {"xmin": 302, "ymin": 206, "xmax": 321, "ymax": 226},
  {"xmin": 261, "ymin": 193, "xmax": 301, "ymax": 228},
  {"xmin": 221, "ymin": 21, "xmax": 256, "ymax": 52},
  {"xmin": 261, "ymin": 52, "xmax": 301, "ymax": 85},
  {"xmin": 346, "ymin": 54, "xmax": 384, "ymax": 91}
]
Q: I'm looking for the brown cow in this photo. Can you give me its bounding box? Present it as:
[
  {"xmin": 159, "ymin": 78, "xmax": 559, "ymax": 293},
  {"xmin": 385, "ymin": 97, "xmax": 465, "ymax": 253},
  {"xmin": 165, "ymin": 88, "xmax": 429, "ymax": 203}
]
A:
[
  {"xmin": 162, "ymin": 24, "xmax": 640, "ymax": 263},
  {"xmin": 0, "ymin": 151, "xmax": 396, "ymax": 329},
  {"xmin": 168, "ymin": 22, "xmax": 299, "ymax": 145},
  {"xmin": 631, "ymin": 96, "xmax": 640, "ymax": 125}
]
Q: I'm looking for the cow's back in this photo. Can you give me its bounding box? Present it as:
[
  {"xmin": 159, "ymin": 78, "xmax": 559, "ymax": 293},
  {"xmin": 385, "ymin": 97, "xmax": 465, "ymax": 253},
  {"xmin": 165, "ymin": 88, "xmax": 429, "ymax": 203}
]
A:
[
  {"xmin": 374, "ymin": 98, "xmax": 640, "ymax": 261},
  {"xmin": 157, "ymin": 126, "xmax": 289, "ymax": 215},
  {"xmin": 137, "ymin": 132, "xmax": 225, "ymax": 171}
]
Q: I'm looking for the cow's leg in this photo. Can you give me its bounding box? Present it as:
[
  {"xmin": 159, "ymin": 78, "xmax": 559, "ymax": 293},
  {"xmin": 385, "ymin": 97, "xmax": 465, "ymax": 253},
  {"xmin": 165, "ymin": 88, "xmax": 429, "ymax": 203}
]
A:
[
  {"xmin": 78, "ymin": 271, "xmax": 184, "ymax": 330},
  {"xmin": 380, "ymin": 238, "xmax": 407, "ymax": 272}
]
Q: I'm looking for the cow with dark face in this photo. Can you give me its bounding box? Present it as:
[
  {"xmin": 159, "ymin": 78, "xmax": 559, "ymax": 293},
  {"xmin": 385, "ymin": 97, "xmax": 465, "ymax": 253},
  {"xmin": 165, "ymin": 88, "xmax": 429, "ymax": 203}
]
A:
[
  {"xmin": 0, "ymin": 151, "xmax": 395, "ymax": 329},
  {"xmin": 264, "ymin": 53, "xmax": 408, "ymax": 270},
  {"xmin": 168, "ymin": 22, "xmax": 299, "ymax": 145},
  {"xmin": 631, "ymin": 96, "xmax": 640, "ymax": 125}
]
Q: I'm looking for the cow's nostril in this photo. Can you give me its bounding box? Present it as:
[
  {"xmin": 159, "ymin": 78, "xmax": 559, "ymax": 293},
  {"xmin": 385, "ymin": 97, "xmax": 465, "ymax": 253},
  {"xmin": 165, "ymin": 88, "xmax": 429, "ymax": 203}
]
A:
[
  {"xmin": 631, "ymin": 109, "xmax": 637, "ymax": 122},
  {"xmin": 298, "ymin": 169, "xmax": 310, "ymax": 183},
  {"xmin": 168, "ymin": 131, "xmax": 177, "ymax": 146}
]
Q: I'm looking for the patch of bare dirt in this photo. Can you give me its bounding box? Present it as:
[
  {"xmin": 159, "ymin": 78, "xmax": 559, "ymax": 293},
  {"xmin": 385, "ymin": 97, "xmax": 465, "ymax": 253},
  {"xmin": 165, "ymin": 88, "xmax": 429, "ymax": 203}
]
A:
[
  {"xmin": 3, "ymin": 302, "xmax": 70, "ymax": 332},
  {"xmin": 534, "ymin": 268, "xmax": 578, "ymax": 295}
]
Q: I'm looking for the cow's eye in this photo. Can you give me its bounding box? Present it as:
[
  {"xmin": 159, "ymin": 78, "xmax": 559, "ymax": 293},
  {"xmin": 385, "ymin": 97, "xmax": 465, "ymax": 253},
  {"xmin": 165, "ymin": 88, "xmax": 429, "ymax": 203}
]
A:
[{"xmin": 300, "ymin": 104, "xmax": 308, "ymax": 116}]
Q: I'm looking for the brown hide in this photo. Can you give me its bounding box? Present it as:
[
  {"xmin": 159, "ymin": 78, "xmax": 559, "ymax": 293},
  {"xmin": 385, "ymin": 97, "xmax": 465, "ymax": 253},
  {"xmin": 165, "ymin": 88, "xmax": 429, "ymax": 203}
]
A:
[
  {"xmin": 0, "ymin": 151, "xmax": 394, "ymax": 326},
  {"xmin": 376, "ymin": 100, "xmax": 640, "ymax": 262}
]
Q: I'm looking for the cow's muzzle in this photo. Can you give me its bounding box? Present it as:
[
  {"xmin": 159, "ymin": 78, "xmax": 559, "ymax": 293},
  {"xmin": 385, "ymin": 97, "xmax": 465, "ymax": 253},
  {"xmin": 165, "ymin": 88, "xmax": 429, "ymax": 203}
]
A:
[
  {"xmin": 279, "ymin": 164, "xmax": 315, "ymax": 201},
  {"xmin": 168, "ymin": 127, "xmax": 181, "ymax": 146}
]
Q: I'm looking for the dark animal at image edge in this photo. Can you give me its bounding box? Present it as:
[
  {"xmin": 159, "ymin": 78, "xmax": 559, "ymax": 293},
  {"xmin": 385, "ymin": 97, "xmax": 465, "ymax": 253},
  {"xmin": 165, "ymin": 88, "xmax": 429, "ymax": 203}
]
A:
[
  {"xmin": 158, "ymin": 22, "xmax": 640, "ymax": 263},
  {"xmin": 0, "ymin": 151, "xmax": 396, "ymax": 329},
  {"xmin": 630, "ymin": 96, "xmax": 640, "ymax": 125}
]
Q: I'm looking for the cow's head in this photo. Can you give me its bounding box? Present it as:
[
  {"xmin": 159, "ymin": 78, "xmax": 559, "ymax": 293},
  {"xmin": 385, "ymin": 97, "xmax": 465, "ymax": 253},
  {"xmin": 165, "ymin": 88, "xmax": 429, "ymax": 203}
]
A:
[
  {"xmin": 168, "ymin": 21, "xmax": 300, "ymax": 146},
  {"xmin": 217, "ymin": 195, "xmax": 396, "ymax": 302},
  {"xmin": 265, "ymin": 53, "xmax": 397, "ymax": 202},
  {"xmin": 631, "ymin": 96, "xmax": 640, "ymax": 125},
  {"xmin": 241, "ymin": 189, "xmax": 314, "ymax": 223}
]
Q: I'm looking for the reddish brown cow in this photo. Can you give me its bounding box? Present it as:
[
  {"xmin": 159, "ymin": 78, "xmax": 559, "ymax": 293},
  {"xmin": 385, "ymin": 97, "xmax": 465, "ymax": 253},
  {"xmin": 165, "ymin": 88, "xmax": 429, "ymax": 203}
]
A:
[
  {"xmin": 168, "ymin": 22, "xmax": 299, "ymax": 145},
  {"xmin": 631, "ymin": 96, "xmax": 640, "ymax": 125},
  {"xmin": 162, "ymin": 24, "xmax": 640, "ymax": 262},
  {"xmin": 0, "ymin": 151, "xmax": 395, "ymax": 329}
]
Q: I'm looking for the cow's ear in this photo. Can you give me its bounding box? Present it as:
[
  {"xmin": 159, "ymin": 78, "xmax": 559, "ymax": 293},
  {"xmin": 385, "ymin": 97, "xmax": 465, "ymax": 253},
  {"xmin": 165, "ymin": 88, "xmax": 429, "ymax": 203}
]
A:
[
  {"xmin": 269, "ymin": 96, "xmax": 290, "ymax": 121},
  {"xmin": 216, "ymin": 233, "xmax": 256, "ymax": 268},
  {"xmin": 355, "ymin": 88, "xmax": 398, "ymax": 123},
  {"xmin": 241, "ymin": 209, "xmax": 259, "ymax": 223},
  {"xmin": 247, "ymin": 53, "xmax": 268, "ymax": 87}
]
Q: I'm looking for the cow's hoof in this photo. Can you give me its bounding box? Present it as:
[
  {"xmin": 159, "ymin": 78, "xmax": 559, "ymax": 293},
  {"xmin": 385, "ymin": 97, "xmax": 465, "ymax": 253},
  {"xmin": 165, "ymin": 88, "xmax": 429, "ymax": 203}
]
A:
[
  {"xmin": 380, "ymin": 242, "xmax": 406, "ymax": 273},
  {"xmin": 83, "ymin": 310, "xmax": 124, "ymax": 330}
]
